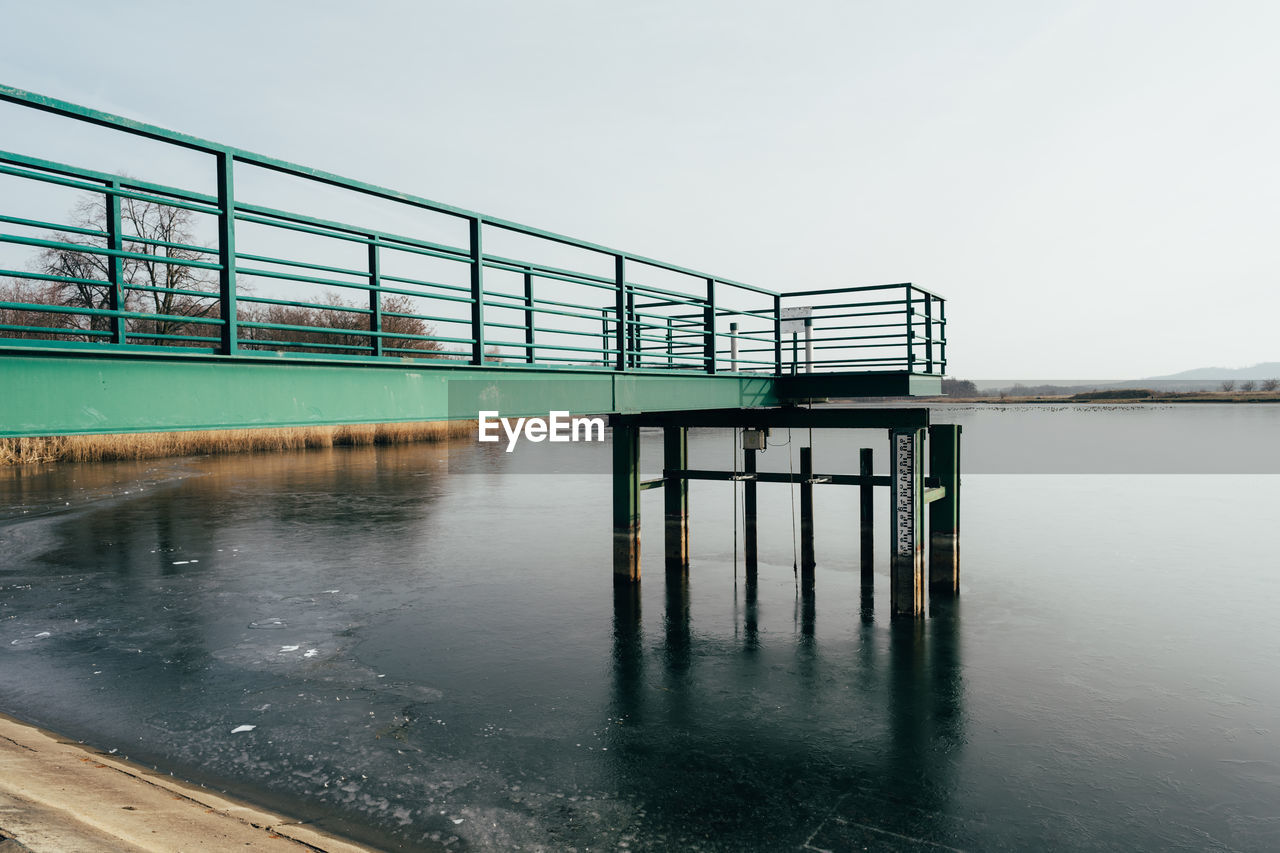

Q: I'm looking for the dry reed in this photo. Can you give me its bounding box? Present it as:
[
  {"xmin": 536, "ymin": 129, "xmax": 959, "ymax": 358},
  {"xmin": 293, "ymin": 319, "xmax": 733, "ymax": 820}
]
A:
[{"xmin": 0, "ymin": 420, "xmax": 476, "ymax": 465}]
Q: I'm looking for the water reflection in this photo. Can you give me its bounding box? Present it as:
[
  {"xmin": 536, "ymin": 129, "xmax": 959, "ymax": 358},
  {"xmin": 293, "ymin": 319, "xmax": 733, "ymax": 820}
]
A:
[{"xmin": 607, "ymin": 578, "xmax": 967, "ymax": 849}]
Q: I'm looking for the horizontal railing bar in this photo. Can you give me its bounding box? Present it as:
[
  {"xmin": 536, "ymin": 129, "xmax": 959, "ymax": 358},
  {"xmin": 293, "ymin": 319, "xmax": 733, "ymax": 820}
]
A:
[
  {"xmin": 0, "ymin": 323, "xmax": 113, "ymax": 337},
  {"xmin": 781, "ymin": 282, "xmax": 911, "ymax": 298},
  {"xmin": 234, "ymin": 201, "xmax": 468, "ymax": 260},
  {"xmin": 125, "ymin": 332, "xmax": 221, "ymax": 344},
  {"xmin": 0, "ymin": 213, "xmax": 104, "ymax": 239},
  {"xmin": 0, "ymin": 149, "xmax": 220, "ymax": 207},
  {"xmin": 234, "ymin": 251, "xmax": 368, "ymax": 279},
  {"xmin": 1, "ymin": 233, "xmax": 223, "ymax": 271},
  {"xmin": 482, "ymin": 258, "xmax": 616, "ymax": 293},
  {"xmin": 122, "ymin": 283, "xmax": 218, "ymax": 300},
  {"xmin": 377, "ymin": 273, "xmax": 471, "ymax": 296},
  {"xmin": 235, "ymin": 294, "xmax": 371, "ymax": 315},
  {"xmin": 0, "ymin": 163, "xmax": 220, "ymax": 216},
  {"xmin": 0, "ymin": 300, "xmax": 224, "ymax": 326}
]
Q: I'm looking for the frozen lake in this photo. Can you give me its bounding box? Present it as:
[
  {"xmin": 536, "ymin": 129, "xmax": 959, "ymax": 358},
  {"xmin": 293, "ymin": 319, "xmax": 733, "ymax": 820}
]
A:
[{"xmin": 2, "ymin": 404, "xmax": 1279, "ymax": 851}]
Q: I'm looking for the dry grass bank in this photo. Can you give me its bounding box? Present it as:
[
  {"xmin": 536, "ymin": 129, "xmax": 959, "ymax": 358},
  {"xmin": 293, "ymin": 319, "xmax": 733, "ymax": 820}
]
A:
[{"xmin": 0, "ymin": 420, "xmax": 476, "ymax": 465}]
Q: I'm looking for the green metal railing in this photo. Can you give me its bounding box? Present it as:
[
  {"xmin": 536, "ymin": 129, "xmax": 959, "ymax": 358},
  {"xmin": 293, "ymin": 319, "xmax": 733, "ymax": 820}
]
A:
[{"xmin": 0, "ymin": 85, "xmax": 945, "ymax": 377}]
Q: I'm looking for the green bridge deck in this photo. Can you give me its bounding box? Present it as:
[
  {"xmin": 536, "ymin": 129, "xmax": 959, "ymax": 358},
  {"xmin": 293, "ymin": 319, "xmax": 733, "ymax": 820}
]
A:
[{"xmin": 0, "ymin": 86, "xmax": 946, "ymax": 436}]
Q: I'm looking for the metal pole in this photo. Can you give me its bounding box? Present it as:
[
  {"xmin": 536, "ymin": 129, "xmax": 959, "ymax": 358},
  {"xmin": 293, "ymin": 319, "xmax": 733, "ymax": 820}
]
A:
[
  {"xmin": 800, "ymin": 445, "xmax": 815, "ymax": 590},
  {"xmin": 215, "ymin": 152, "xmax": 238, "ymax": 354},
  {"xmin": 860, "ymin": 447, "xmax": 873, "ymax": 582},
  {"xmin": 704, "ymin": 278, "xmax": 716, "ymax": 374},
  {"xmin": 744, "ymin": 446, "xmax": 757, "ymax": 574},
  {"xmin": 730, "ymin": 321, "xmax": 739, "ymax": 372},
  {"xmin": 615, "ymin": 256, "xmax": 627, "ymax": 370},
  {"xmin": 773, "ymin": 294, "xmax": 783, "ymax": 375},
  {"xmin": 664, "ymin": 426, "xmax": 688, "ymax": 570},
  {"xmin": 104, "ymin": 181, "xmax": 125, "ymax": 344},
  {"xmin": 368, "ymin": 239, "xmax": 382, "ymax": 356},
  {"xmin": 613, "ymin": 423, "xmax": 641, "ymax": 583},
  {"xmin": 804, "ymin": 318, "xmax": 813, "ymax": 373},
  {"xmin": 469, "ymin": 217, "xmax": 484, "ymax": 364},
  {"xmin": 524, "ymin": 268, "xmax": 535, "ymax": 364}
]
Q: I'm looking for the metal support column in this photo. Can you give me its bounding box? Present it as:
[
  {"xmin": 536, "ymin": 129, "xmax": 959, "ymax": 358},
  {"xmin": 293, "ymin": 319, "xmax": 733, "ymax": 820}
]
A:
[
  {"xmin": 743, "ymin": 446, "xmax": 758, "ymax": 573},
  {"xmin": 890, "ymin": 427, "xmax": 925, "ymax": 617},
  {"xmin": 613, "ymin": 423, "xmax": 642, "ymax": 583},
  {"xmin": 800, "ymin": 445, "xmax": 815, "ymax": 590},
  {"xmin": 928, "ymin": 423, "xmax": 961, "ymax": 597},
  {"xmin": 664, "ymin": 426, "xmax": 688, "ymax": 570},
  {"xmin": 860, "ymin": 447, "xmax": 874, "ymax": 581}
]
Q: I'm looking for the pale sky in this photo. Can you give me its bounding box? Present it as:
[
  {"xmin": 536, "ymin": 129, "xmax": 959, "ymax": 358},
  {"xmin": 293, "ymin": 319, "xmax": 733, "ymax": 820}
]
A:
[{"xmin": 2, "ymin": 0, "xmax": 1277, "ymax": 378}]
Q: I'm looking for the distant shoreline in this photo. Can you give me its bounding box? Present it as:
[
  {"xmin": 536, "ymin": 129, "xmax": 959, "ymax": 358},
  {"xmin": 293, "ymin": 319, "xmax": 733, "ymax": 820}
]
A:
[{"xmin": 932, "ymin": 391, "xmax": 1280, "ymax": 405}]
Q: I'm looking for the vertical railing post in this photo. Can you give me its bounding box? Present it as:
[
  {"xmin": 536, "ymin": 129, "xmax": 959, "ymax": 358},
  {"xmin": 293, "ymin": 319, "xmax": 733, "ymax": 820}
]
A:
[
  {"xmin": 924, "ymin": 292, "xmax": 933, "ymax": 373},
  {"xmin": 773, "ymin": 294, "xmax": 783, "ymax": 375},
  {"xmin": 704, "ymin": 278, "xmax": 716, "ymax": 374},
  {"xmin": 939, "ymin": 299, "xmax": 947, "ymax": 375},
  {"xmin": 627, "ymin": 281, "xmax": 637, "ymax": 368},
  {"xmin": 614, "ymin": 256, "xmax": 627, "ymax": 371},
  {"xmin": 904, "ymin": 282, "xmax": 913, "ymax": 373},
  {"xmin": 523, "ymin": 267, "xmax": 535, "ymax": 364},
  {"xmin": 215, "ymin": 152, "xmax": 238, "ymax": 354},
  {"xmin": 729, "ymin": 321, "xmax": 738, "ymax": 372},
  {"xmin": 601, "ymin": 308, "xmax": 611, "ymax": 368},
  {"xmin": 104, "ymin": 181, "xmax": 126, "ymax": 344},
  {"xmin": 368, "ymin": 238, "xmax": 382, "ymax": 357},
  {"xmin": 469, "ymin": 217, "xmax": 485, "ymax": 365},
  {"xmin": 666, "ymin": 317, "xmax": 673, "ymax": 368}
]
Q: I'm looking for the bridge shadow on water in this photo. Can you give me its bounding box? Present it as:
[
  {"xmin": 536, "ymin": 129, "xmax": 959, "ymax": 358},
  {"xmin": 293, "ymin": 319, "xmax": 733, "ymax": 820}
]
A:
[{"xmin": 608, "ymin": 576, "xmax": 968, "ymax": 851}]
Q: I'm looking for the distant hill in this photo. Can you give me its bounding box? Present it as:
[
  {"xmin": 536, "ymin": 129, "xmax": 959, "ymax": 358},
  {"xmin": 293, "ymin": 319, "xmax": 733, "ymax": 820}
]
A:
[
  {"xmin": 1144, "ymin": 362, "xmax": 1280, "ymax": 381},
  {"xmin": 967, "ymin": 362, "xmax": 1280, "ymax": 395}
]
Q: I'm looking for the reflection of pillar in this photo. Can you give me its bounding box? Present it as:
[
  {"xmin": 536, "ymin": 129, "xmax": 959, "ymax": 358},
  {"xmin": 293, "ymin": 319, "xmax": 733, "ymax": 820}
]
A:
[
  {"xmin": 663, "ymin": 427, "xmax": 688, "ymax": 571},
  {"xmin": 611, "ymin": 582, "xmax": 645, "ymax": 723},
  {"xmin": 743, "ymin": 447, "xmax": 758, "ymax": 576},
  {"xmin": 613, "ymin": 423, "xmax": 641, "ymax": 582},
  {"xmin": 890, "ymin": 428, "xmax": 925, "ymax": 617},
  {"xmin": 800, "ymin": 587, "xmax": 816, "ymax": 640},
  {"xmin": 929, "ymin": 424, "xmax": 961, "ymax": 597},
  {"xmin": 663, "ymin": 569, "xmax": 691, "ymax": 676},
  {"xmin": 744, "ymin": 567, "xmax": 759, "ymax": 649},
  {"xmin": 800, "ymin": 446, "xmax": 815, "ymax": 590},
  {"xmin": 859, "ymin": 447, "xmax": 874, "ymax": 582}
]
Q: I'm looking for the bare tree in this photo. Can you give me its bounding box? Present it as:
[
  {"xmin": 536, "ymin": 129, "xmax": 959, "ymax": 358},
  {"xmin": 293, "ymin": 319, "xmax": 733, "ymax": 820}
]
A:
[
  {"xmin": 1220, "ymin": 380, "xmax": 1236, "ymax": 392},
  {"xmin": 1240, "ymin": 379, "xmax": 1257, "ymax": 392},
  {"xmin": 1262, "ymin": 378, "xmax": 1279, "ymax": 392},
  {"xmin": 4, "ymin": 192, "xmax": 218, "ymax": 343}
]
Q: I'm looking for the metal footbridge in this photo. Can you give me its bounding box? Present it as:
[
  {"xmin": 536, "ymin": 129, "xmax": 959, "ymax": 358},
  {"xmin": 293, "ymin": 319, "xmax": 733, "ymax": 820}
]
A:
[{"xmin": 0, "ymin": 86, "xmax": 946, "ymax": 437}]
